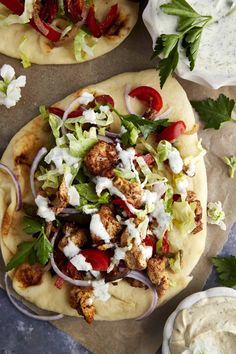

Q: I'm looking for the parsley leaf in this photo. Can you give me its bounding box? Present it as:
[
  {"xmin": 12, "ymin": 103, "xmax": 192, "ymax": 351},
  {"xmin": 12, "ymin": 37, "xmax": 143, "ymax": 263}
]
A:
[
  {"xmin": 212, "ymin": 256, "xmax": 236, "ymax": 287},
  {"xmin": 5, "ymin": 242, "xmax": 34, "ymax": 271},
  {"xmin": 23, "ymin": 216, "xmax": 43, "ymax": 235},
  {"xmin": 191, "ymin": 94, "xmax": 235, "ymax": 129},
  {"xmin": 5, "ymin": 227, "xmax": 53, "ymax": 271},
  {"xmin": 152, "ymin": 0, "xmax": 212, "ymax": 87}
]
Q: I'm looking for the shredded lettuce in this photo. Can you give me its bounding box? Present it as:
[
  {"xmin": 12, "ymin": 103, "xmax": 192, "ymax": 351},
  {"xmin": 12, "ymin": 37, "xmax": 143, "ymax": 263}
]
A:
[
  {"xmin": 36, "ymin": 166, "xmax": 60, "ymax": 190},
  {"xmin": 75, "ymin": 182, "xmax": 111, "ymax": 211},
  {"xmin": 121, "ymin": 120, "xmax": 140, "ymax": 146},
  {"xmin": 172, "ymin": 201, "xmax": 196, "ymax": 236},
  {"xmin": 163, "ymin": 184, "xmax": 174, "ymax": 213},
  {"xmin": 65, "ymin": 109, "xmax": 114, "ymax": 127},
  {"xmin": 184, "ymin": 139, "xmax": 206, "ymax": 171},
  {"xmin": 39, "ymin": 105, "xmax": 49, "ymax": 120},
  {"xmin": 49, "ymin": 114, "xmax": 63, "ymax": 139},
  {"xmin": 66, "ymin": 125, "xmax": 97, "ymax": 158},
  {"xmin": 19, "ymin": 36, "xmax": 31, "ymax": 68},
  {"xmin": 74, "ymin": 29, "xmax": 97, "ymax": 62},
  {"xmin": 0, "ymin": 0, "xmax": 34, "ymax": 26},
  {"xmin": 157, "ymin": 140, "xmax": 172, "ymax": 163},
  {"xmin": 168, "ymin": 251, "xmax": 182, "ymax": 273}
]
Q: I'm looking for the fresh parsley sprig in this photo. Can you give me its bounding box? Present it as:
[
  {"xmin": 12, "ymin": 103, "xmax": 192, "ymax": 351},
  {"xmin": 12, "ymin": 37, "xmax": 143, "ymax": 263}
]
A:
[
  {"xmin": 152, "ymin": 0, "xmax": 212, "ymax": 87},
  {"xmin": 213, "ymin": 255, "xmax": 236, "ymax": 288},
  {"xmin": 191, "ymin": 94, "xmax": 236, "ymax": 130},
  {"xmin": 6, "ymin": 217, "xmax": 53, "ymax": 271}
]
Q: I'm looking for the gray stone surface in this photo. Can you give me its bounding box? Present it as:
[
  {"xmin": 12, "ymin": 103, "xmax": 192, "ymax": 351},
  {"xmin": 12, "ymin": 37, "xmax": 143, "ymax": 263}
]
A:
[{"xmin": 1, "ymin": 223, "xmax": 235, "ymax": 354}]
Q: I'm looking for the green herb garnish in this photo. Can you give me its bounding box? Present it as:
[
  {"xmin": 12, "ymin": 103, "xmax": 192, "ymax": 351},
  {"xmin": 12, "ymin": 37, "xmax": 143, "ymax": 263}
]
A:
[
  {"xmin": 152, "ymin": 0, "xmax": 212, "ymax": 87},
  {"xmin": 212, "ymin": 255, "xmax": 236, "ymax": 288},
  {"xmin": 223, "ymin": 156, "xmax": 236, "ymax": 178},
  {"xmin": 191, "ymin": 94, "xmax": 235, "ymax": 129}
]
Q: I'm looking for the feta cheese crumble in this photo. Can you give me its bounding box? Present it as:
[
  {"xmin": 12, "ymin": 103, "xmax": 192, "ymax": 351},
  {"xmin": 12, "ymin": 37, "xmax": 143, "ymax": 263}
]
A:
[
  {"xmin": 35, "ymin": 195, "xmax": 55, "ymax": 222},
  {"xmin": 0, "ymin": 64, "xmax": 26, "ymax": 108},
  {"xmin": 63, "ymin": 239, "xmax": 80, "ymax": 259},
  {"xmin": 70, "ymin": 254, "xmax": 92, "ymax": 271},
  {"xmin": 92, "ymin": 279, "xmax": 111, "ymax": 302}
]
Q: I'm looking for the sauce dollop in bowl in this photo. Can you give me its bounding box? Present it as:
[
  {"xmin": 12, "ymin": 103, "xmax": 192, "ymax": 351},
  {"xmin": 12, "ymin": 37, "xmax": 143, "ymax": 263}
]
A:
[
  {"xmin": 143, "ymin": 0, "xmax": 236, "ymax": 89},
  {"xmin": 162, "ymin": 287, "xmax": 236, "ymax": 354}
]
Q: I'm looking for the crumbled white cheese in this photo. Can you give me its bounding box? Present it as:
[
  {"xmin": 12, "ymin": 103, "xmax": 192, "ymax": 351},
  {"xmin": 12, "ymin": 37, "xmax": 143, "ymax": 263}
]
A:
[
  {"xmin": 92, "ymin": 279, "xmax": 111, "ymax": 302},
  {"xmin": 70, "ymin": 254, "xmax": 92, "ymax": 271},
  {"xmin": 35, "ymin": 195, "xmax": 55, "ymax": 222},
  {"xmin": 99, "ymin": 105, "xmax": 110, "ymax": 113},
  {"xmin": 90, "ymin": 213, "xmax": 111, "ymax": 243},
  {"xmin": 95, "ymin": 177, "xmax": 125, "ymax": 200},
  {"xmin": 168, "ymin": 149, "xmax": 183, "ymax": 174},
  {"xmin": 0, "ymin": 64, "xmax": 26, "ymax": 108},
  {"xmin": 63, "ymin": 239, "xmax": 80, "ymax": 259},
  {"xmin": 68, "ymin": 186, "xmax": 80, "ymax": 206},
  {"xmin": 45, "ymin": 147, "xmax": 78, "ymax": 171},
  {"xmin": 142, "ymin": 190, "xmax": 159, "ymax": 205},
  {"xmin": 185, "ymin": 162, "xmax": 196, "ymax": 177},
  {"xmin": 139, "ymin": 245, "xmax": 153, "ymax": 260},
  {"xmin": 64, "ymin": 171, "xmax": 73, "ymax": 187},
  {"xmin": 176, "ymin": 177, "xmax": 189, "ymax": 195},
  {"xmin": 78, "ymin": 92, "xmax": 94, "ymax": 105},
  {"xmin": 82, "ymin": 109, "xmax": 97, "ymax": 124}
]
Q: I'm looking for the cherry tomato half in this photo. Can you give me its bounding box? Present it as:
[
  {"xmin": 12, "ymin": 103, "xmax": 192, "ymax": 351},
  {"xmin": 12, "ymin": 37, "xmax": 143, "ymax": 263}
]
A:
[
  {"xmin": 158, "ymin": 120, "xmax": 186, "ymax": 142},
  {"xmin": 129, "ymin": 86, "xmax": 163, "ymax": 112},
  {"xmin": 80, "ymin": 249, "xmax": 110, "ymax": 271}
]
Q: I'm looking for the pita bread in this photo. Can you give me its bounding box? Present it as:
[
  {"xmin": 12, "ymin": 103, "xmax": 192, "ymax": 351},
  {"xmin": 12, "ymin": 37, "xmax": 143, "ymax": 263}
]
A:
[
  {"xmin": 0, "ymin": 69, "xmax": 207, "ymax": 320},
  {"xmin": 0, "ymin": 0, "xmax": 139, "ymax": 65}
]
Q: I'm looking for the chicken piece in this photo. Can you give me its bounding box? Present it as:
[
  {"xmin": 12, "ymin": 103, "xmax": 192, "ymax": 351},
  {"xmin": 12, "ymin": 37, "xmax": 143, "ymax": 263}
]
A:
[
  {"xmin": 84, "ymin": 141, "xmax": 118, "ymax": 178},
  {"xmin": 52, "ymin": 178, "xmax": 69, "ymax": 214},
  {"xmin": 58, "ymin": 224, "xmax": 88, "ymax": 251},
  {"xmin": 69, "ymin": 286, "xmax": 95, "ymax": 324},
  {"xmin": 113, "ymin": 177, "xmax": 144, "ymax": 208},
  {"xmin": 147, "ymin": 256, "xmax": 169, "ymax": 297},
  {"xmin": 125, "ymin": 245, "xmax": 147, "ymax": 271},
  {"xmin": 15, "ymin": 263, "xmax": 43, "ymax": 288},
  {"xmin": 186, "ymin": 191, "xmax": 203, "ymax": 234},
  {"xmin": 120, "ymin": 218, "xmax": 142, "ymax": 247},
  {"xmin": 91, "ymin": 205, "xmax": 122, "ymax": 244}
]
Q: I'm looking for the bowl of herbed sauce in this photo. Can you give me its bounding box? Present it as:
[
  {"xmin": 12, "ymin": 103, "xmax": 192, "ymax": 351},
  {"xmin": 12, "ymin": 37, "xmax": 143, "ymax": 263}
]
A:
[
  {"xmin": 143, "ymin": 0, "xmax": 236, "ymax": 89},
  {"xmin": 162, "ymin": 287, "xmax": 236, "ymax": 354}
]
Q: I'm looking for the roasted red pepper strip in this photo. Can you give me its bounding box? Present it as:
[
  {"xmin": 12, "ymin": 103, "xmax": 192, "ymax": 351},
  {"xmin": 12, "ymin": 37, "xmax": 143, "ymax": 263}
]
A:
[
  {"xmin": 99, "ymin": 4, "xmax": 119, "ymax": 34},
  {"xmin": 80, "ymin": 249, "xmax": 110, "ymax": 271},
  {"xmin": 136, "ymin": 153, "xmax": 155, "ymax": 166},
  {"xmin": 1, "ymin": 0, "xmax": 61, "ymax": 42},
  {"xmin": 112, "ymin": 197, "xmax": 134, "ymax": 218},
  {"xmin": 157, "ymin": 120, "xmax": 186, "ymax": 142},
  {"xmin": 86, "ymin": 6, "xmax": 101, "ymax": 38},
  {"xmin": 162, "ymin": 231, "xmax": 170, "ymax": 255},
  {"xmin": 40, "ymin": 0, "xmax": 58, "ymax": 24},
  {"xmin": 95, "ymin": 94, "xmax": 115, "ymax": 107},
  {"xmin": 143, "ymin": 236, "xmax": 155, "ymax": 255},
  {"xmin": 48, "ymin": 106, "xmax": 84, "ymax": 118},
  {"xmin": 129, "ymin": 86, "xmax": 163, "ymax": 112},
  {"xmin": 64, "ymin": 0, "xmax": 84, "ymax": 22},
  {"xmin": 54, "ymin": 276, "xmax": 64, "ymax": 289},
  {"xmin": 0, "ymin": 0, "xmax": 22, "ymax": 15}
]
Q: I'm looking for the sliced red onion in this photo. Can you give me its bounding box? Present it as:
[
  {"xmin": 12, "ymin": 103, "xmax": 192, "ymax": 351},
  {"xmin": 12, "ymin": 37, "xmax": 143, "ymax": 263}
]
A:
[
  {"xmin": 62, "ymin": 96, "xmax": 83, "ymax": 135},
  {"xmin": 4, "ymin": 274, "xmax": 63, "ymax": 321},
  {"xmin": 125, "ymin": 84, "xmax": 139, "ymax": 115},
  {"xmin": 127, "ymin": 271, "xmax": 158, "ymax": 320},
  {"xmin": 97, "ymin": 135, "xmax": 114, "ymax": 144},
  {"xmin": 60, "ymin": 208, "xmax": 82, "ymax": 214},
  {"xmin": 43, "ymin": 260, "xmax": 52, "ymax": 273},
  {"xmin": 50, "ymin": 233, "xmax": 93, "ymax": 286},
  {"xmin": 105, "ymin": 131, "xmax": 121, "ymax": 139},
  {"xmin": 30, "ymin": 147, "xmax": 48, "ymax": 198},
  {"xmin": 153, "ymin": 107, "xmax": 173, "ymax": 120},
  {"xmin": 0, "ymin": 163, "xmax": 22, "ymax": 211}
]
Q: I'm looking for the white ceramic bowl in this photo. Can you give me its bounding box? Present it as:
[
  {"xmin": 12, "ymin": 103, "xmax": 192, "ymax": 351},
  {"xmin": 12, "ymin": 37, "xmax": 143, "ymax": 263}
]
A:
[
  {"xmin": 143, "ymin": 0, "xmax": 236, "ymax": 89},
  {"xmin": 162, "ymin": 287, "xmax": 236, "ymax": 354}
]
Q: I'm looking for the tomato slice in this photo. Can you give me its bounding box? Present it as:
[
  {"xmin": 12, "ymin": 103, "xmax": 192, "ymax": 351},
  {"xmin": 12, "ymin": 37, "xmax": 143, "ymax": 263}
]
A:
[
  {"xmin": 112, "ymin": 197, "xmax": 134, "ymax": 218},
  {"xmin": 80, "ymin": 249, "xmax": 110, "ymax": 271},
  {"xmin": 0, "ymin": 0, "xmax": 22, "ymax": 15},
  {"xmin": 157, "ymin": 120, "xmax": 186, "ymax": 142},
  {"xmin": 48, "ymin": 106, "xmax": 84, "ymax": 118},
  {"xmin": 99, "ymin": 4, "xmax": 119, "ymax": 34},
  {"xmin": 162, "ymin": 232, "xmax": 170, "ymax": 255},
  {"xmin": 143, "ymin": 236, "xmax": 155, "ymax": 255},
  {"xmin": 86, "ymin": 6, "xmax": 101, "ymax": 38},
  {"xmin": 95, "ymin": 94, "xmax": 115, "ymax": 107},
  {"xmin": 129, "ymin": 86, "xmax": 163, "ymax": 112}
]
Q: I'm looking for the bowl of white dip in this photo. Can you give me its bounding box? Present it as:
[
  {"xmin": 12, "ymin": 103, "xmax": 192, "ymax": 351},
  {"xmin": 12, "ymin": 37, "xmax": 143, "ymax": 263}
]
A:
[
  {"xmin": 143, "ymin": 0, "xmax": 236, "ymax": 89},
  {"xmin": 162, "ymin": 287, "xmax": 236, "ymax": 354}
]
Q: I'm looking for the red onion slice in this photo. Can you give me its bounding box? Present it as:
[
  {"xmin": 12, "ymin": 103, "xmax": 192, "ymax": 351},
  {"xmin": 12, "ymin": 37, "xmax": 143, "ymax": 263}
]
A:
[
  {"xmin": 50, "ymin": 233, "xmax": 93, "ymax": 286},
  {"xmin": 127, "ymin": 271, "xmax": 158, "ymax": 320},
  {"xmin": 62, "ymin": 96, "xmax": 83, "ymax": 135},
  {"xmin": 60, "ymin": 208, "xmax": 82, "ymax": 214},
  {"xmin": 105, "ymin": 131, "xmax": 121, "ymax": 139},
  {"xmin": 0, "ymin": 163, "xmax": 22, "ymax": 211},
  {"xmin": 97, "ymin": 135, "xmax": 114, "ymax": 144},
  {"xmin": 124, "ymin": 85, "xmax": 139, "ymax": 115},
  {"xmin": 30, "ymin": 147, "xmax": 48, "ymax": 198},
  {"xmin": 153, "ymin": 107, "xmax": 173, "ymax": 120},
  {"xmin": 5, "ymin": 274, "xmax": 63, "ymax": 321}
]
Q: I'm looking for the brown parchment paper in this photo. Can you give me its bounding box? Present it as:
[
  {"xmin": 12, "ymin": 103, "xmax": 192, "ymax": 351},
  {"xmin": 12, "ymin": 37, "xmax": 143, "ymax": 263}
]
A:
[{"xmin": 0, "ymin": 11, "xmax": 236, "ymax": 354}]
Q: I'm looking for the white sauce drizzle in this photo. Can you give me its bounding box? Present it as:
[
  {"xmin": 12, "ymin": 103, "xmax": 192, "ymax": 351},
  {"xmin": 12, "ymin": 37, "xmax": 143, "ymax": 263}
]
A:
[
  {"xmin": 90, "ymin": 213, "xmax": 111, "ymax": 243},
  {"xmin": 35, "ymin": 195, "xmax": 55, "ymax": 222}
]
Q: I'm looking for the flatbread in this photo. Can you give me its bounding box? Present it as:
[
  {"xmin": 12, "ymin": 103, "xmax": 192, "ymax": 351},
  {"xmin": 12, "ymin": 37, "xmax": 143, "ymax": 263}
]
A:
[
  {"xmin": 0, "ymin": 69, "xmax": 207, "ymax": 320},
  {"xmin": 0, "ymin": 0, "xmax": 139, "ymax": 65}
]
